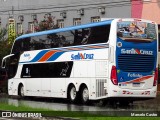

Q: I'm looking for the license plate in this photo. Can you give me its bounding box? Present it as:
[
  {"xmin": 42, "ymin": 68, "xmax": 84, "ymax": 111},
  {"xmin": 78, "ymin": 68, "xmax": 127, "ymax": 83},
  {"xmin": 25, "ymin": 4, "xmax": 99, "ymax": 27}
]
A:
[{"xmin": 132, "ymin": 83, "xmax": 140, "ymax": 87}]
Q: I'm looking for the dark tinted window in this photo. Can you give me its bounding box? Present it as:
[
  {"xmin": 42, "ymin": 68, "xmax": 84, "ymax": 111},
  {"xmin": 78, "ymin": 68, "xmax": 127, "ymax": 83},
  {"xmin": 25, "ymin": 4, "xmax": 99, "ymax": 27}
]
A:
[
  {"xmin": 21, "ymin": 61, "xmax": 73, "ymax": 78},
  {"xmin": 7, "ymin": 53, "xmax": 20, "ymax": 79},
  {"xmin": 0, "ymin": 68, "xmax": 7, "ymax": 81},
  {"xmin": 12, "ymin": 37, "xmax": 31, "ymax": 54},
  {"xmin": 12, "ymin": 25, "xmax": 110, "ymax": 54},
  {"xmin": 87, "ymin": 25, "xmax": 110, "ymax": 44}
]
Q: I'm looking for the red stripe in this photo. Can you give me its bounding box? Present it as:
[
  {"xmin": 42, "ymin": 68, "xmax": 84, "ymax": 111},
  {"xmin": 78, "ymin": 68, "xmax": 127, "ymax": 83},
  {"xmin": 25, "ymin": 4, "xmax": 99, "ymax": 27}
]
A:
[
  {"xmin": 38, "ymin": 50, "xmax": 58, "ymax": 62},
  {"xmin": 87, "ymin": 46, "xmax": 104, "ymax": 49},
  {"xmin": 67, "ymin": 47, "xmax": 83, "ymax": 51},
  {"xmin": 122, "ymin": 75, "xmax": 153, "ymax": 84}
]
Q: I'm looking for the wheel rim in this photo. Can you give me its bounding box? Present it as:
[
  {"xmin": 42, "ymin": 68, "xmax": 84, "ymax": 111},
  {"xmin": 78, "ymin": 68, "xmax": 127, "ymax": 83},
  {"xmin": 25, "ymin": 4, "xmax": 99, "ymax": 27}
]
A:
[
  {"xmin": 82, "ymin": 88, "xmax": 89, "ymax": 102},
  {"xmin": 70, "ymin": 87, "xmax": 76, "ymax": 101},
  {"xmin": 20, "ymin": 86, "xmax": 24, "ymax": 96}
]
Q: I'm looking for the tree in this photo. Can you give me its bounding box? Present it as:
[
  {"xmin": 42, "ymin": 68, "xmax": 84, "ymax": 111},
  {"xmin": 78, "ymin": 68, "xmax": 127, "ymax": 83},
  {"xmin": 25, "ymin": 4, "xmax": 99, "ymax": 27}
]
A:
[
  {"xmin": 29, "ymin": 14, "xmax": 62, "ymax": 48},
  {"xmin": 0, "ymin": 28, "xmax": 12, "ymax": 62},
  {"xmin": 34, "ymin": 14, "xmax": 58, "ymax": 32},
  {"xmin": 0, "ymin": 28, "xmax": 7, "ymax": 41},
  {"xmin": 0, "ymin": 40, "xmax": 12, "ymax": 62}
]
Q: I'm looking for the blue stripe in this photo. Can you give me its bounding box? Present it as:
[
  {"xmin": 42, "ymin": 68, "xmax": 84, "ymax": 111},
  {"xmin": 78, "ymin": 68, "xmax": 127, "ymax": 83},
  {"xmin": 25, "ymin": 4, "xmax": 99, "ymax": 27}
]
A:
[
  {"xmin": 30, "ymin": 50, "xmax": 49, "ymax": 62},
  {"xmin": 20, "ymin": 43, "xmax": 109, "ymax": 63}
]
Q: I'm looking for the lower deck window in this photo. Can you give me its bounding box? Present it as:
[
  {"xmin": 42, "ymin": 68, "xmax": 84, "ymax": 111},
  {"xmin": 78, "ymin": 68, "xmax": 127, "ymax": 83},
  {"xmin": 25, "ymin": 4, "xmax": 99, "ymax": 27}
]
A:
[{"xmin": 21, "ymin": 62, "xmax": 73, "ymax": 78}]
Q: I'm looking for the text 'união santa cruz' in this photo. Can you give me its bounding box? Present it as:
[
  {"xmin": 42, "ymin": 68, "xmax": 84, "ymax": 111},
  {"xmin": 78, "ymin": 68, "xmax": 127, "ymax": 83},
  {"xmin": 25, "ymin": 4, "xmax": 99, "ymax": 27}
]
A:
[{"xmin": 121, "ymin": 48, "xmax": 153, "ymax": 55}]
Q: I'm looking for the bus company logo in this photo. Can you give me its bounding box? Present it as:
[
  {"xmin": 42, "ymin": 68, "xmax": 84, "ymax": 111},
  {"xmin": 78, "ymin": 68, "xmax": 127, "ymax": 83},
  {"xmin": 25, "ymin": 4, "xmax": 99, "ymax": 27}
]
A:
[
  {"xmin": 24, "ymin": 53, "xmax": 31, "ymax": 60},
  {"xmin": 121, "ymin": 48, "xmax": 153, "ymax": 55},
  {"xmin": 128, "ymin": 73, "xmax": 143, "ymax": 78},
  {"xmin": 71, "ymin": 53, "xmax": 94, "ymax": 60},
  {"xmin": 24, "ymin": 53, "xmax": 30, "ymax": 57}
]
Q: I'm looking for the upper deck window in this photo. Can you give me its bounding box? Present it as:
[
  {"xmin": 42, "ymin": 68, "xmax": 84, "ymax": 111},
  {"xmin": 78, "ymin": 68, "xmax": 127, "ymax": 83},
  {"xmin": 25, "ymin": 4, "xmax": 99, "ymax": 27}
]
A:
[{"xmin": 11, "ymin": 24, "xmax": 110, "ymax": 54}]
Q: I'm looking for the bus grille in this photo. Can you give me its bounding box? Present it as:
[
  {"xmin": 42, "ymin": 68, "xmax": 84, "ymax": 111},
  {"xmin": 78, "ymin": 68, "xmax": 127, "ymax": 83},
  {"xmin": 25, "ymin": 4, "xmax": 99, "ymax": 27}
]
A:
[
  {"xmin": 96, "ymin": 79, "xmax": 107, "ymax": 97},
  {"xmin": 118, "ymin": 54, "xmax": 155, "ymax": 72}
]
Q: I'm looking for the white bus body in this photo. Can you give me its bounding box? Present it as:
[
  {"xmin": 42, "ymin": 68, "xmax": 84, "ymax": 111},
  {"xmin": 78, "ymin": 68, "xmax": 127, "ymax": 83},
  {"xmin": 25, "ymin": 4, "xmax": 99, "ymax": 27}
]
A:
[{"xmin": 3, "ymin": 18, "xmax": 158, "ymax": 103}]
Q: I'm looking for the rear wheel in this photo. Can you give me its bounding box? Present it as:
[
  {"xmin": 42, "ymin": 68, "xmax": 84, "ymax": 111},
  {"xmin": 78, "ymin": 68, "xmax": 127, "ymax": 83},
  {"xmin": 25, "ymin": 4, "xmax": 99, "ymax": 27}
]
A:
[
  {"xmin": 68, "ymin": 85, "xmax": 77, "ymax": 103},
  {"xmin": 80, "ymin": 86, "xmax": 89, "ymax": 104}
]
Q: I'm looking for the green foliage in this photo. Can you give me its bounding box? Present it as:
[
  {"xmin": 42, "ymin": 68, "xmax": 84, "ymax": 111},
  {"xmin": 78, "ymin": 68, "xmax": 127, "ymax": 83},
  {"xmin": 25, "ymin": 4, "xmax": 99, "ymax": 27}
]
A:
[
  {"xmin": 0, "ymin": 40, "xmax": 12, "ymax": 62},
  {"xmin": 0, "ymin": 28, "xmax": 11, "ymax": 62},
  {"xmin": 0, "ymin": 28, "xmax": 7, "ymax": 41}
]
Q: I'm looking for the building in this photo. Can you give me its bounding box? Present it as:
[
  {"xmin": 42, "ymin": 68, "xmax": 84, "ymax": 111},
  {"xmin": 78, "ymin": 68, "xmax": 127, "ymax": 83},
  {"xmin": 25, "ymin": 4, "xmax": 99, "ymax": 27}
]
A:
[
  {"xmin": 131, "ymin": 0, "xmax": 160, "ymax": 87},
  {"xmin": 131, "ymin": 0, "xmax": 160, "ymax": 24},
  {"xmin": 131, "ymin": 0, "xmax": 160, "ymax": 70},
  {"xmin": 0, "ymin": 0, "xmax": 131, "ymax": 34},
  {"xmin": 0, "ymin": 0, "xmax": 160, "ymax": 33}
]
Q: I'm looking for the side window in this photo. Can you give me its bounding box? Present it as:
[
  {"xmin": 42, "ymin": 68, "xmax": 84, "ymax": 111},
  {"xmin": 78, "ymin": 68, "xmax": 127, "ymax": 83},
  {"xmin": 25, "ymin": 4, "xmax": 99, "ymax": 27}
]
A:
[
  {"xmin": 12, "ymin": 38, "xmax": 31, "ymax": 54},
  {"xmin": 57, "ymin": 32, "xmax": 74, "ymax": 47},
  {"xmin": 7, "ymin": 53, "xmax": 20, "ymax": 79},
  {"xmin": 72, "ymin": 25, "xmax": 110, "ymax": 45},
  {"xmin": 30, "ymin": 32, "xmax": 74, "ymax": 49},
  {"xmin": 15, "ymin": 24, "xmax": 110, "ymax": 52},
  {"xmin": 12, "ymin": 40, "xmax": 22, "ymax": 54},
  {"xmin": 21, "ymin": 65, "xmax": 31, "ymax": 78},
  {"xmin": 87, "ymin": 25, "xmax": 110, "ymax": 44},
  {"xmin": 73, "ymin": 28, "xmax": 91, "ymax": 45},
  {"xmin": 21, "ymin": 62, "xmax": 73, "ymax": 78},
  {"xmin": 30, "ymin": 35, "xmax": 49, "ymax": 50}
]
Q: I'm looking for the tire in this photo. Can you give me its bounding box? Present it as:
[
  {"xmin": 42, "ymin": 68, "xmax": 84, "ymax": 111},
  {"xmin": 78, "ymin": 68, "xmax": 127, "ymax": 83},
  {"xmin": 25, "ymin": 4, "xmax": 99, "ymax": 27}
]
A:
[
  {"xmin": 19, "ymin": 84, "xmax": 24, "ymax": 97},
  {"xmin": 80, "ymin": 86, "xmax": 89, "ymax": 104},
  {"xmin": 68, "ymin": 85, "xmax": 77, "ymax": 103}
]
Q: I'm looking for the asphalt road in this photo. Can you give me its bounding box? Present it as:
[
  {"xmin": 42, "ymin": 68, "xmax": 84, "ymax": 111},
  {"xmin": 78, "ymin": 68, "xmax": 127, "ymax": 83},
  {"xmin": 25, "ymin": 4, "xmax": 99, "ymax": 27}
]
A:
[
  {"xmin": 0, "ymin": 92, "xmax": 160, "ymax": 111},
  {"xmin": 0, "ymin": 92, "xmax": 160, "ymax": 119}
]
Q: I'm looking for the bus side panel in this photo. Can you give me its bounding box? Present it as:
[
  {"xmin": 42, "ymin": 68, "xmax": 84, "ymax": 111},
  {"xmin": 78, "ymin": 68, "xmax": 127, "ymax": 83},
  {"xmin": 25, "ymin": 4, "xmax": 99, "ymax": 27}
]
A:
[
  {"xmin": 8, "ymin": 79, "xmax": 16, "ymax": 95},
  {"xmin": 41, "ymin": 78, "xmax": 51, "ymax": 97},
  {"xmin": 71, "ymin": 60, "xmax": 95, "ymax": 96},
  {"xmin": 8, "ymin": 78, "xmax": 25, "ymax": 96},
  {"xmin": 70, "ymin": 52, "xmax": 109, "ymax": 100},
  {"xmin": 50, "ymin": 78, "xmax": 66, "ymax": 98},
  {"xmin": 25, "ymin": 78, "xmax": 41, "ymax": 96}
]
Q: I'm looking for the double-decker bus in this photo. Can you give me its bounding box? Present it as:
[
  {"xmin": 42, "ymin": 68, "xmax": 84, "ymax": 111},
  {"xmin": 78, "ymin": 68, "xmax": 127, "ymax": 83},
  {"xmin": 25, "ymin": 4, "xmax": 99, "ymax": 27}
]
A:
[{"xmin": 1, "ymin": 18, "xmax": 158, "ymax": 104}]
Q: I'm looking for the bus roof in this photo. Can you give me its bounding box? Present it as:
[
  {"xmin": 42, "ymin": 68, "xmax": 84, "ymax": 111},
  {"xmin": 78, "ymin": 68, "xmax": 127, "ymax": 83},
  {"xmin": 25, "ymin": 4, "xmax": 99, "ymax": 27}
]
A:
[{"xmin": 16, "ymin": 19, "xmax": 113, "ymax": 40}]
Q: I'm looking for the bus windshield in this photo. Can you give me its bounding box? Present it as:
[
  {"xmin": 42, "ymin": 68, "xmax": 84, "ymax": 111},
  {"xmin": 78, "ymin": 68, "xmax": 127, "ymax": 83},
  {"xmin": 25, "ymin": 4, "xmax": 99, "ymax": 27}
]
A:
[{"xmin": 117, "ymin": 21, "xmax": 157, "ymax": 42}]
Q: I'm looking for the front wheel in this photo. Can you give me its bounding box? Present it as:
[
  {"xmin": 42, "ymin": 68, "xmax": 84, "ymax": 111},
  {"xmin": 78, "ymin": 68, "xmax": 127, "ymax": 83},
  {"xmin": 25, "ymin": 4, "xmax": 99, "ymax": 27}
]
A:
[
  {"xmin": 80, "ymin": 86, "xmax": 89, "ymax": 104},
  {"xmin": 19, "ymin": 84, "xmax": 24, "ymax": 97}
]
